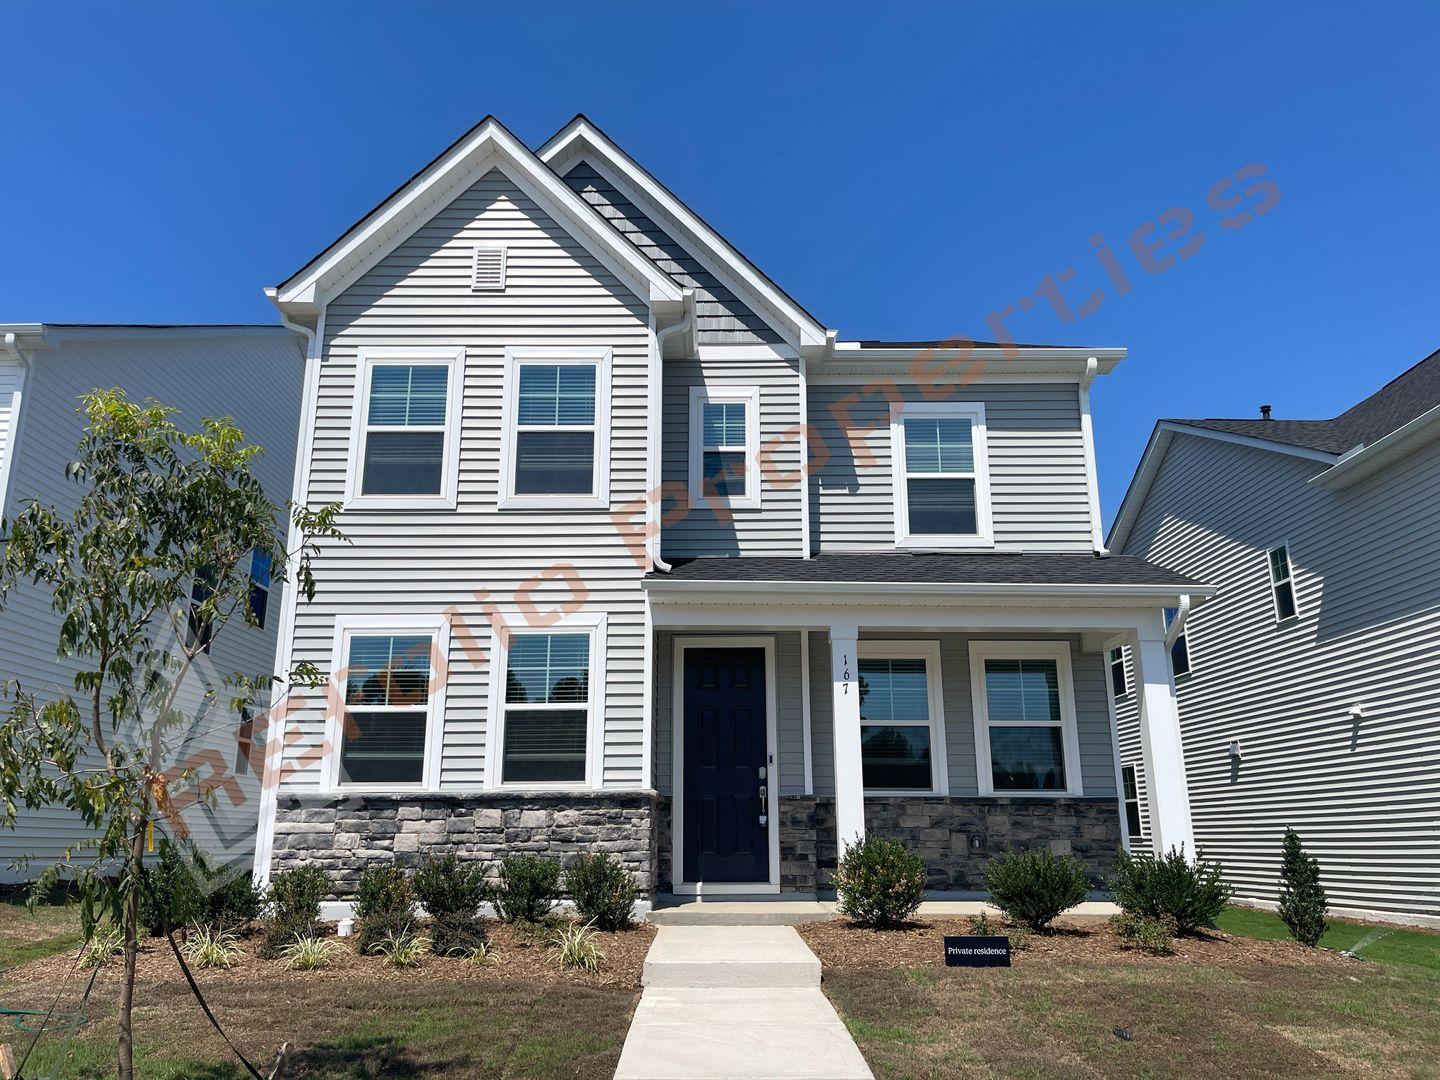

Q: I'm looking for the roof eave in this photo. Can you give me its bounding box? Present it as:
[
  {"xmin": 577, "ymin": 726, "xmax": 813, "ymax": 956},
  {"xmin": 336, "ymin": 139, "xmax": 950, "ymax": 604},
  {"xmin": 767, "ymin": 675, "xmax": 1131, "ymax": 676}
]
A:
[
  {"xmin": 641, "ymin": 578, "xmax": 1215, "ymax": 607},
  {"xmin": 1312, "ymin": 402, "xmax": 1440, "ymax": 489}
]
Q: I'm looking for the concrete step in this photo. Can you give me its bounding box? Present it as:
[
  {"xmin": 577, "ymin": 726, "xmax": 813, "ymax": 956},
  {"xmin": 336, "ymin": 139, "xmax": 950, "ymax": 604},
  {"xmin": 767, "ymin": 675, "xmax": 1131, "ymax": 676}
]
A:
[
  {"xmin": 650, "ymin": 900, "xmax": 834, "ymax": 926},
  {"xmin": 642, "ymin": 925, "xmax": 822, "ymax": 989}
]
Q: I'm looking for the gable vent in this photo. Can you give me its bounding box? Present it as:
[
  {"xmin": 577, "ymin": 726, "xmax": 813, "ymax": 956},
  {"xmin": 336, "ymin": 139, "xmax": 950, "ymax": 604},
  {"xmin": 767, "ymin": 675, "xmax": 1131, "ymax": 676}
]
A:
[{"xmin": 471, "ymin": 244, "xmax": 507, "ymax": 291}]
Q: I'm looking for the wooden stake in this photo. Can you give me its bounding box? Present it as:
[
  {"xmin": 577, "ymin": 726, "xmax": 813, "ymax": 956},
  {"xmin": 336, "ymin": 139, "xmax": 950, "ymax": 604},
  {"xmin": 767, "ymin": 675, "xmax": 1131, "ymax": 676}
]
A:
[{"xmin": 0, "ymin": 1042, "xmax": 19, "ymax": 1080}]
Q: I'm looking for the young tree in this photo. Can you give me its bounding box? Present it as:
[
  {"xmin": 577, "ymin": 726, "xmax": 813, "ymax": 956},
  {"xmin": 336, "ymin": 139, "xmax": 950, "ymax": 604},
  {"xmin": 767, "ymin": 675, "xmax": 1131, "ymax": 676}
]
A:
[
  {"xmin": 0, "ymin": 390, "xmax": 341, "ymax": 1078},
  {"xmin": 1277, "ymin": 827, "xmax": 1328, "ymax": 946}
]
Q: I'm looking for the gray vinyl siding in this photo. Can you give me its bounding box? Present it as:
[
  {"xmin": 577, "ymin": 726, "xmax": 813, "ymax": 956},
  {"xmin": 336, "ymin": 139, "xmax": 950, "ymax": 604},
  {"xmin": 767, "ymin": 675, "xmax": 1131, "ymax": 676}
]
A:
[
  {"xmin": 660, "ymin": 356, "xmax": 804, "ymax": 557},
  {"xmin": 805, "ymin": 632, "xmax": 1116, "ymax": 799},
  {"xmin": 807, "ymin": 380, "xmax": 1095, "ymax": 552},
  {"xmin": 561, "ymin": 161, "xmax": 783, "ymax": 345},
  {"xmin": 0, "ymin": 331, "xmax": 302, "ymax": 879},
  {"xmin": 653, "ymin": 631, "xmax": 807, "ymax": 797},
  {"xmin": 281, "ymin": 167, "xmax": 652, "ymax": 792},
  {"xmin": 1117, "ymin": 431, "xmax": 1440, "ymax": 918}
]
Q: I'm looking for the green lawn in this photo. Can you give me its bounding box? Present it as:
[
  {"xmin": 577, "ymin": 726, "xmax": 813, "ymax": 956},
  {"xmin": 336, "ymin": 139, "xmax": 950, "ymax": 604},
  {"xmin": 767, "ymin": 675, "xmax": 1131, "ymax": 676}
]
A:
[
  {"xmin": 0, "ymin": 899, "xmax": 85, "ymax": 970},
  {"xmin": 1216, "ymin": 906, "xmax": 1440, "ymax": 973}
]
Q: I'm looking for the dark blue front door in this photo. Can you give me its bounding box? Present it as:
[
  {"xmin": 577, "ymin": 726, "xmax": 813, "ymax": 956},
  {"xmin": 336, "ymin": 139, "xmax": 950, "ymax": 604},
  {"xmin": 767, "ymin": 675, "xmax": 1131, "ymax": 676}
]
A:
[{"xmin": 682, "ymin": 647, "xmax": 769, "ymax": 883}]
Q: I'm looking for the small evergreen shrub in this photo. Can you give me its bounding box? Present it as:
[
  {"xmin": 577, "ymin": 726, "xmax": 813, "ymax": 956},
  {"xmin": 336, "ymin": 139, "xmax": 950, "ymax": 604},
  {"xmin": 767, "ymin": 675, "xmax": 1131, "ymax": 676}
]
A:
[
  {"xmin": 567, "ymin": 853, "xmax": 637, "ymax": 931},
  {"xmin": 1110, "ymin": 846, "xmax": 1232, "ymax": 935},
  {"xmin": 197, "ymin": 857, "xmax": 267, "ymax": 931},
  {"xmin": 138, "ymin": 843, "xmax": 204, "ymax": 936},
  {"xmin": 491, "ymin": 854, "xmax": 562, "ymax": 924},
  {"xmin": 832, "ymin": 834, "xmax": 926, "ymax": 929},
  {"xmin": 412, "ymin": 854, "xmax": 489, "ymax": 956},
  {"xmin": 1111, "ymin": 911, "xmax": 1178, "ymax": 955},
  {"xmin": 982, "ymin": 848, "xmax": 1089, "ymax": 932},
  {"xmin": 259, "ymin": 865, "xmax": 328, "ymax": 959},
  {"xmin": 354, "ymin": 865, "xmax": 416, "ymax": 953},
  {"xmin": 1277, "ymin": 828, "xmax": 1328, "ymax": 946}
]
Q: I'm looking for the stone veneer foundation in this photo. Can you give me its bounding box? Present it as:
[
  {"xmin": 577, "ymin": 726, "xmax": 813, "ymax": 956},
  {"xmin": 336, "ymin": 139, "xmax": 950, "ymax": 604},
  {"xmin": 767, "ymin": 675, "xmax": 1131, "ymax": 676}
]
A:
[{"xmin": 270, "ymin": 791, "xmax": 657, "ymax": 898}]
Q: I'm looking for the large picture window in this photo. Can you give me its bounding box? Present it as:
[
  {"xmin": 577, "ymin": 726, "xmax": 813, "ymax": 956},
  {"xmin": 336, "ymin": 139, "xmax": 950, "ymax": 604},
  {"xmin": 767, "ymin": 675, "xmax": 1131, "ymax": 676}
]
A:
[
  {"xmin": 347, "ymin": 348, "xmax": 464, "ymax": 509},
  {"xmin": 857, "ymin": 642, "xmax": 947, "ymax": 793},
  {"xmin": 501, "ymin": 349, "xmax": 611, "ymax": 508},
  {"xmin": 688, "ymin": 386, "xmax": 760, "ymax": 508},
  {"xmin": 970, "ymin": 641, "xmax": 1082, "ymax": 796},
  {"xmin": 489, "ymin": 615, "xmax": 606, "ymax": 787},
  {"xmin": 890, "ymin": 402, "xmax": 993, "ymax": 548}
]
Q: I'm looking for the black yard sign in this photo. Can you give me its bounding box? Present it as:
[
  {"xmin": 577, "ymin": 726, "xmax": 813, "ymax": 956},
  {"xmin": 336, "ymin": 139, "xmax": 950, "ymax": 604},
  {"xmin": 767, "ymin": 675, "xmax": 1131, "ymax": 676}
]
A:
[{"xmin": 943, "ymin": 935, "xmax": 1012, "ymax": 968}]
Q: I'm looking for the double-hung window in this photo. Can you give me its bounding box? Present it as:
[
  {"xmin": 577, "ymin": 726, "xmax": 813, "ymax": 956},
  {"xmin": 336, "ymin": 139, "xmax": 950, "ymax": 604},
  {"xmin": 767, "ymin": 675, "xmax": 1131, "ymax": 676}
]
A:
[
  {"xmin": 489, "ymin": 615, "xmax": 606, "ymax": 787},
  {"xmin": 331, "ymin": 616, "xmax": 448, "ymax": 790},
  {"xmin": 501, "ymin": 349, "xmax": 611, "ymax": 508},
  {"xmin": 348, "ymin": 347, "xmax": 464, "ymax": 509},
  {"xmin": 688, "ymin": 386, "xmax": 761, "ymax": 508},
  {"xmin": 1121, "ymin": 764, "xmax": 1143, "ymax": 838},
  {"xmin": 970, "ymin": 641, "xmax": 1082, "ymax": 795},
  {"xmin": 1108, "ymin": 646, "xmax": 1128, "ymax": 699},
  {"xmin": 1267, "ymin": 544, "xmax": 1298, "ymax": 622},
  {"xmin": 857, "ymin": 641, "xmax": 947, "ymax": 793},
  {"xmin": 891, "ymin": 402, "xmax": 993, "ymax": 548},
  {"xmin": 247, "ymin": 550, "xmax": 273, "ymax": 629},
  {"xmin": 1162, "ymin": 607, "xmax": 1191, "ymax": 676}
]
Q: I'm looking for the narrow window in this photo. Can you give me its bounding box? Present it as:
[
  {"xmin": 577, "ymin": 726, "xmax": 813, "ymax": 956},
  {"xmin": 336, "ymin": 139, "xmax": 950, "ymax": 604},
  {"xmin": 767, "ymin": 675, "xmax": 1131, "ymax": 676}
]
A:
[
  {"xmin": 338, "ymin": 634, "xmax": 433, "ymax": 786},
  {"xmin": 361, "ymin": 364, "xmax": 450, "ymax": 495},
  {"xmin": 514, "ymin": 364, "xmax": 597, "ymax": 495},
  {"xmin": 185, "ymin": 567, "xmax": 215, "ymax": 654},
  {"xmin": 247, "ymin": 550, "xmax": 272, "ymax": 630},
  {"xmin": 1121, "ymin": 764, "xmax": 1142, "ymax": 838},
  {"xmin": 1108, "ymin": 646, "xmax": 1127, "ymax": 698},
  {"xmin": 701, "ymin": 400, "xmax": 748, "ymax": 498},
  {"xmin": 858, "ymin": 656, "xmax": 936, "ymax": 791},
  {"xmin": 980, "ymin": 656, "xmax": 1072, "ymax": 792},
  {"xmin": 1268, "ymin": 544, "xmax": 1297, "ymax": 621},
  {"xmin": 501, "ymin": 633, "xmax": 591, "ymax": 784},
  {"xmin": 891, "ymin": 403, "xmax": 992, "ymax": 547},
  {"xmin": 1162, "ymin": 608, "xmax": 1191, "ymax": 677},
  {"xmin": 234, "ymin": 704, "xmax": 255, "ymax": 776}
]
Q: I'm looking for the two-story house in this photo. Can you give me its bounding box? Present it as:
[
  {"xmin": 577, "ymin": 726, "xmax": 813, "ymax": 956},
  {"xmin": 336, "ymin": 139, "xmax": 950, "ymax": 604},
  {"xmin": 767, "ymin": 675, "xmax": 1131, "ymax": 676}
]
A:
[
  {"xmin": 1110, "ymin": 348, "xmax": 1440, "ymax": 927},
  {"xmin": 0, "ymin": 323, "xmax": 303, "ymax": 878},
  {"xmin": 253, "ymin": 116, "xmax": 1211, "ymax": 907}
]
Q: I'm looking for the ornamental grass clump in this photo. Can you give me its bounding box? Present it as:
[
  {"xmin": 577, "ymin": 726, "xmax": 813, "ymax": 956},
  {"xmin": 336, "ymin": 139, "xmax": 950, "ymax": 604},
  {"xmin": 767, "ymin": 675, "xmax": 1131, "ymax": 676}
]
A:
[
  {"xmin": 412, "ymin": 854, "xmax": 489, "ymax": 957},
  {"xmin": 567, "ymin": 852, "xmax": 637, "ymax": 931},
  {"xmin": 982, "ymin": 848, "xmax": 1089, "ymax": 932},
  {"xmin": 552, "ymin": 920, "xmax": 604, "ymax": 971},
  {"xmin": 180, "ymin": 922, "xmax": 243, "ymax": 969},
  {"xmin": 1277, "ymin": 828, "xmax": 1328, "ymax": 946},
  {"xmin": 1110, "ymin": 846, "xmax": 1231, "ymax": 936},
  {"xmin": 79, "ymin": 923, "xmax": 125, "ymax": 970},
  {"xmin": 832, "ymin": 835, "xmax": 926, "ymax": 929},
  {"xmin": 279, "ymin": 936, "xmax": 338, "ymax": 971}
]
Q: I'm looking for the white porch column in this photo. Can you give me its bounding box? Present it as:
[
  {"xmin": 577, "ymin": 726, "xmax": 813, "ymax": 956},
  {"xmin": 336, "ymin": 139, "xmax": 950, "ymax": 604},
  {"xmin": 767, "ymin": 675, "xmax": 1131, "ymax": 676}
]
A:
[
  {"xmin": 829, "ymin": 624, "xmax": 865, "ymax": 852},
  {"xmin": 1131, "ymin": 628, "xmax": 1196, "ymax": 857}
]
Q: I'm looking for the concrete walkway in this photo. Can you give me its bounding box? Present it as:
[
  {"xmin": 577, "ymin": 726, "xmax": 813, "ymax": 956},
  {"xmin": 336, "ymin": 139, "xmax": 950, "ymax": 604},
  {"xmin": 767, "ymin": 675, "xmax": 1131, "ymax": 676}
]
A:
[
  {"xmin": 615, "ymin": 926, "xmax": 872, "ymax": 1080},
  {"xmin": 650, "ymin": 897, "xmax": 1119, "ymax": 926}
]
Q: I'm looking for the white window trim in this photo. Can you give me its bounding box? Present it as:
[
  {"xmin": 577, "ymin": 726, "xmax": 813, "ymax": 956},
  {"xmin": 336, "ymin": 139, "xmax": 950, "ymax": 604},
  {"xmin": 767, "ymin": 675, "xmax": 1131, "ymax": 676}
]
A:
[
  {"xmin": 1121, "ymin": 763, "xmax": 1143, "ymax": 836},
  {"xmin": 324, "ymin": 613, "xmax": 451, "ymax": 793},
  {"xmin": 1108, "ymin": 646, "xmax": 1129, "ymax": 699},
  {"xmin": 687, "ymin": 385, "xmax": 762, "ymax": 510},
  {"xmin": 969, "ymin": 640, "xmax": 1084, "ymax": 798},
  {"xmin": 890, "ymin": 400, "xmax": 995, "ymax": 550},
  {"xmin": 858, "ymin": 640, "xmax": 949, "ymax": 796},
  {"xmin": 498, "ymin": 347, "xmax": 612, "ymax": 510},
  {"xmin": 484, "ymin": 611, "xmax": 607, "ymax": 790},
  {"xmin": 1266, "ymin": 541, "xmax": 1299, "ymax": 623},
  {"xmin": 345, "ymin": 346, "xmax": 465, "ymax": 511}
]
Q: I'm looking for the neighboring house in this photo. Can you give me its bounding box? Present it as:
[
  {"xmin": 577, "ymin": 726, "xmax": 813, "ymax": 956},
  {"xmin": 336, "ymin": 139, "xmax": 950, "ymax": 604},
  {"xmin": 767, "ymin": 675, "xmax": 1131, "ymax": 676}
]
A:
[
  {"xmin": 253, "ymin": 115, "xmax": 1214, "ymax": 909},
  {"xmin": 1110, "ymin": 349, "xmax": 1440, "ymax": 926},
  {"xmin": 0, "ymin": 324, "xmax": 304, "ymax": 879}
]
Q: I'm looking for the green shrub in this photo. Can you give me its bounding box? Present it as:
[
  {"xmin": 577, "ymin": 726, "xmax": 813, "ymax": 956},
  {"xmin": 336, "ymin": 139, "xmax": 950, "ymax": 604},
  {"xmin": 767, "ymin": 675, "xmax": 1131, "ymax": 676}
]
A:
[
  {"xmin": 198, "ymin": 860, "xmax": 266, "ymax": 931},
  {"xmin": 354, "ymin": 865, "xmax": 416, "ymax": 953},
  {"xmin": 412, "ymin": 854, "xmax": 489, "ymax": 956},
  {"xmin": 1277, "ymin": 828, "xmax": 1328, "ymax": 946},
  {"xmin": 492, "ymin": 854, "xmax": 562, "ymax": 924},
  {"xmin": 567, "ymin": 853, "xmax": 637, "ymax": 931},
  {"xmin": 1110, "ymin": 846, "xmax": 1232, "ymax": 935},
  {"xmin": 1111, "ymin": 911, "xmax": 1178, "ymax": 955},
  {"xmin": 982, "ymin": 848, "xmax": 1089, "ymax": 932},
  {"xmin": 258, "ymin": 865, "xmax": 328, "ymax": 959},
  {"xmin": 832, "ymin": 835, "xmax": 926, "ymax": 929},
  {"xmin": 138, "ymin": 843, "xmax": 204, "ymax": 936}
]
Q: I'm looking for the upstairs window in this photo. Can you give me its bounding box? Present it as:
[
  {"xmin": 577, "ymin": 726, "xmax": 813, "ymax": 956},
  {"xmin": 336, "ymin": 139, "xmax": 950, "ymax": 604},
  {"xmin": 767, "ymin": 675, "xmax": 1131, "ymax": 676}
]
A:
[
  {"xmin": 247, "ymin": 550, "xmax": 272, "ymax": 629},
  {"xmin": 1108, "ymin": 647, "xmax": 1128, "ymax": 698},
  {"xmin": 1267, "ymin": 544, "xmax": 1298, "ymax": 622},
  {"xmin": 1163, "ymin": 607, "xmax": 1191, "ymax": 677},
  {"xmin": 185, "ymin": 566, "xmax": 216, "ymax": 654},
  {"xmin": 688, "ymin": 387, "xmax": 760, "ymax": 508},
  {"xmin": 501, "ymin": 349, "xmax": 611, "ymax": 508},
  {"xmin": 891, "ymin": 402, "xmax": 993, "ymax": 548},
  {"xmin": 1121, "ymin": 764, "xmax": 1143, "ymax": 838},
  {"xmin": 348, "ymin": 348, "xmax": 464, "ymax": 509}
]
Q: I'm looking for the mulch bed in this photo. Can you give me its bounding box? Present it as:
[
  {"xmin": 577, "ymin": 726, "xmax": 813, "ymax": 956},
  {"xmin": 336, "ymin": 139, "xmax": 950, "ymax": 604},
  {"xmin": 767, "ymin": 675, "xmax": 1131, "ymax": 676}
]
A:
[
  {"xmin": 5, "ymin": 917, "xmax": 656, "ymax": 993},
  {"xmin": 797, "ymin": 916, "xmax": 1355, "ymax": 972}
]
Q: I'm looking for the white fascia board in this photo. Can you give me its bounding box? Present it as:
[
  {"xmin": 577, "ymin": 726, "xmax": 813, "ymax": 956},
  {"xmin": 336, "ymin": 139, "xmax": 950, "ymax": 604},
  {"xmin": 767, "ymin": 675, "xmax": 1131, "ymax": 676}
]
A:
[
  {"xmin": 1107, "ymin": 421, "xmax": 1339, "ymax": 552},
  {"xmin": 814, "ymin": 347, "xmax": 1123, "ymax": 382},
  {"xmin": 276, "ymin": 119, "xmax": 682, "ymax": 313},
  {"xmin": 641, "ymin": 578, "xmax": 1216, "ymax": 605},
  {"xmin": 538, "ymin": 118, "xmax": 830, "ymax": 350},
  {"xmin": 1311, "ymin": 403, "xmax": 1440, "ymax": 489}
]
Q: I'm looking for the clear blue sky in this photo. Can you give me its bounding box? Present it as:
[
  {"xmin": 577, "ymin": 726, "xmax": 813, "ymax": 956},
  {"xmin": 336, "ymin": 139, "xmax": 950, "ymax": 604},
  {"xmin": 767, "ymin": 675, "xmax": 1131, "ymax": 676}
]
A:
[{"xmin": 4, "ymin": 1, "xmax": 1437, "ymax": 525}]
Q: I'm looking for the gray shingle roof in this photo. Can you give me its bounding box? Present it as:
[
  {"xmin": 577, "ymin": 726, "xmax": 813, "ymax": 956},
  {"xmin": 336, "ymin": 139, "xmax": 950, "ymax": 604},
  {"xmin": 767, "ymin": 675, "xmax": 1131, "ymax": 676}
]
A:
[
  {"xmin": 647, "ymin": 553, "xmax": 1203, "ymax": 588},
  {"xmin": 1167, "ymin": 345, "xmax": 1440, "ymax": 455}
]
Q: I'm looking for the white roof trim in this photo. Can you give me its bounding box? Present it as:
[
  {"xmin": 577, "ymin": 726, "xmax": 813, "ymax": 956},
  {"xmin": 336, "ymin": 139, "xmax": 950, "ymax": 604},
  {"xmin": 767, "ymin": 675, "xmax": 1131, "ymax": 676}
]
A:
[
  {"xmin": 538, "ymin": 117, "xmax": 831, "ymax": 351},
  {"xmin": 275, "ymin": 117, "xmax": 684, "ymax": 312},
  {"xmin": 642, "ymin": 577, "xmax": 1215, "ymax": 605},
  {"xmin": 1312, "ymin": 401, "xmax": 1440, "ymax": 489},
  {"xmin": 1108, "ymin": 421, "xmax": 1340, "ymax": 552}
]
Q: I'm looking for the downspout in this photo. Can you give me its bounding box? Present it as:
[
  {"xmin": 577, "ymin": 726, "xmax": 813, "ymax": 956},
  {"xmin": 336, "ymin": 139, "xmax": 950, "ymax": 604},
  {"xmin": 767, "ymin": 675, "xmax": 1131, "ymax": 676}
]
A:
[
  {"xmin": 1079, "ymin": 356, "xmax": 1108, "ymax": 555},
  {"xmin": 1165, "ymin": 594, "xmax": 1191, "ymax": 648},
  {"xmin": 649, "ymin": 291, "xmax": 695, "ymax": 573}
]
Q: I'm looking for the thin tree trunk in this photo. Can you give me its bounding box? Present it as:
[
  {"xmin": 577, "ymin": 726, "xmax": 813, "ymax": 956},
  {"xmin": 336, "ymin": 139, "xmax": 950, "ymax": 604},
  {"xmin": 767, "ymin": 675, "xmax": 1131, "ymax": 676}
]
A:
[{"xmin": 117, "ymin": 819, "xmax": 145, "ymax": 1080}]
